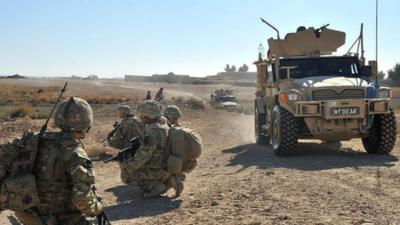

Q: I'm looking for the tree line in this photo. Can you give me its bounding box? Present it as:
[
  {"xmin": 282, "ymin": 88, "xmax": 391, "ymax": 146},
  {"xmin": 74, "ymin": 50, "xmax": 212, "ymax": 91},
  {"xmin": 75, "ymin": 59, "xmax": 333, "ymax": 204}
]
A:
[
  {"xmin": 224, "ymin": 64, "xmax": 249, "ymax": 72},
  {"xmin": 385, "ymin": 63, "xmax": 400, "ymax": 86}
]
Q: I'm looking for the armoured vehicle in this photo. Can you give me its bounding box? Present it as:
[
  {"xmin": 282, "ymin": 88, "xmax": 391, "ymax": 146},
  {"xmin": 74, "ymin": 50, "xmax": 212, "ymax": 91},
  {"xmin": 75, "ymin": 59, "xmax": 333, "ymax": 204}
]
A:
[
  {"xmin": 210, "ymin": 89, "xmax": 240, "ymax": 111},
  {"xmin": 254, "ymin": 19, "xmax": 397, "ymax": 157}
]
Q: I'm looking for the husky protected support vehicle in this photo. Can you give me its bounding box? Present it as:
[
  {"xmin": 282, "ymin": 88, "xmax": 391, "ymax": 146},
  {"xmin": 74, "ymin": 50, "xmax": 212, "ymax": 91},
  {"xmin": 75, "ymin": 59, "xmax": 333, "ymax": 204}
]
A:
[
  {"xmin": 254, "ymin": 19, "xmax": 397, "ymax": 157},
  {"xmin": 210, "ymin": 89, "xmax": 240, "ymax": 111}
]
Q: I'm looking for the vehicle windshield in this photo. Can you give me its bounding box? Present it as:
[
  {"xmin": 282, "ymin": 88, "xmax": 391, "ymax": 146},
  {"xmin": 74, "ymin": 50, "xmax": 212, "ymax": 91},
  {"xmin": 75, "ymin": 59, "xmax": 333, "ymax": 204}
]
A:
[
  {"xmin": 277, "ymin": 57, "xmax": 361, "ymax": 79},
  {"xmin": 218, "ymin": 96, "xmax": 236, "ymax": 102}
]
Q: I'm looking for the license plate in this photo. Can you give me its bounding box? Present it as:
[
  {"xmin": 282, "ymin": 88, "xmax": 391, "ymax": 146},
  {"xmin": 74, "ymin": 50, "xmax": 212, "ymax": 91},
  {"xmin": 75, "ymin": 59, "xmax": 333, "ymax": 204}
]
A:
[{"xmin": 331, "ymin": 107, "xmax": 360, "ymax": 116}]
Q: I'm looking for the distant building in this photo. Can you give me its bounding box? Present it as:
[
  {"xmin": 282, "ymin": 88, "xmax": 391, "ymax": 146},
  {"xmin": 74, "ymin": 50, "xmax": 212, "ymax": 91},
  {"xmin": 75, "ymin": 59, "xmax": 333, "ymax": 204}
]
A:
[
  {"xmin": 125, "ymin": 72, "xmax": 195, "ymax": 84},
  {"xmin": 206, "ymin": 72, "xmax": 257, "ymax": 81},
  {"xmin": 6, "ymin": 74, "xmax": 26, "ymax": 79},
  {"xmin": 125, "ymin": 75, "xmax": 153, "ymax": 82}
]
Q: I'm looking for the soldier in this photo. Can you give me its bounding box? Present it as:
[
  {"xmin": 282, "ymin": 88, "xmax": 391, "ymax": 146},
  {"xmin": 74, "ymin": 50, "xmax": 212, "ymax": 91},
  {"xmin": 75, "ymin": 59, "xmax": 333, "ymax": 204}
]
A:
[
  {"xmin": 164, "ymin": 105, "xmax": 182, "ymax": 127},
  {"xmin": 15, "ymin": 97, "xmax": 103, "ymax": 225},
  {"xmin": 154, "ymin": 88, "xmax": 164, "ymax": 102},
  {"xmin": 107, "ymin": 105, "xmax": 144, "ymax": 149},
  {"xmin": 121, "ymin": 100, "xmax": 179, "ymax": 198},
  {"xmin": 146, "ymin": 91, "xmax": 152, "ymax": 100},
  {"xmin": 107, "ymin": 105, "xmax": 144, "ymax": 184},
  {"xmin": 163, "ymin": 105, "xmax": 185, "ymax": 196}
]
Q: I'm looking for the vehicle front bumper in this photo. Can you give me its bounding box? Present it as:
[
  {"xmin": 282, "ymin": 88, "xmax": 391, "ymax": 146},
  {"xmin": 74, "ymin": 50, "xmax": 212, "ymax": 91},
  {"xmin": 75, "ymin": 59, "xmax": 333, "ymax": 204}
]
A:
[{"xmin": 294, "ymin": 98, "xmax": 390, "ymax": 119}]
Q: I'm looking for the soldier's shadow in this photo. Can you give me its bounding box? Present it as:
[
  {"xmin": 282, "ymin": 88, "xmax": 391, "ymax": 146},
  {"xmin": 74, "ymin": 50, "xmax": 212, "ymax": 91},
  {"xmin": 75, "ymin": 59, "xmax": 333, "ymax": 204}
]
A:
[
  {"xmin": 104, "ymin": 185, "xmax": 182, "ymax": 221},
  {"xmin": 222, "ymin": 142, "xmax": 399, "ymax": 171}
]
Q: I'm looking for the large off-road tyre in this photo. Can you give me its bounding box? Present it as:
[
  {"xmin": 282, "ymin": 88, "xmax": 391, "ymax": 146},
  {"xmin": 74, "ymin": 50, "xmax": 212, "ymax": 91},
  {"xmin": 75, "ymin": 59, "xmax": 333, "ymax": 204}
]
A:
[
  {"xmin": 255, "ymin": 101, "xmax": 269, "ymax": 145},
  {"xmin": 362, "ymin": 108, "xmax": 397, "ymax": 154},
  {"xmin": 271, "ymin": 106, "xmax": 298, "ymax": 157}
]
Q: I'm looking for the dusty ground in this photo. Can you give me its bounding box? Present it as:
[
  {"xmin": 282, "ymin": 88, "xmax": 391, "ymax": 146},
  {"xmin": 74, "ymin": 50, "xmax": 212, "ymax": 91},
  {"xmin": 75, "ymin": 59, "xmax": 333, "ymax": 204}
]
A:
[{"xmin": 0, "ymin": 80, "xmax": 399, "ymax": 225}]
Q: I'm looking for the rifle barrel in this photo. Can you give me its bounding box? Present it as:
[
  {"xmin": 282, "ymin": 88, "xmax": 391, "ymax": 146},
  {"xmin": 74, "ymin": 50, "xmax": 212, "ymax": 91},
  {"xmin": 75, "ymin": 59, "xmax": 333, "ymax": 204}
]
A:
[{"xmin": 39, "ymin": 82, "xmax": 68, "ymax": 134}]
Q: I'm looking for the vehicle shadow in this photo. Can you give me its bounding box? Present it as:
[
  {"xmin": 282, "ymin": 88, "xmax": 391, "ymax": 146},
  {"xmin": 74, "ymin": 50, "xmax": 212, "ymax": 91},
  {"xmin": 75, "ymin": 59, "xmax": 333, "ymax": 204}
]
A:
[
  {"xmin": 104, "ymin": 185, "xmax": 182, "ymax": 221},
  {"xmin": 222, "ymin": 142, "xmax": 399, "ymax": 171}
]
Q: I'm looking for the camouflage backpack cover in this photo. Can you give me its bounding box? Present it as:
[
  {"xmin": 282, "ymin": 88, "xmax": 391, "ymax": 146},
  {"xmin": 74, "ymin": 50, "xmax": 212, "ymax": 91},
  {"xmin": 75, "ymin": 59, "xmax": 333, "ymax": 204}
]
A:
[
  {"xmin": 166, "ymin": 126, "xmax": 202, "ymax": 173},
  {"xmin": 0, "ymin": 132, "xmax": 41, "ymax": 211}
]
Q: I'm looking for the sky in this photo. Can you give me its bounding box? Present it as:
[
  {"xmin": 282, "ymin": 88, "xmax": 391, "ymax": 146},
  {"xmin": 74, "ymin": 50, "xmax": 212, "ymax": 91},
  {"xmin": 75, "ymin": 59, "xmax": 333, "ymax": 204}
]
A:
[{"xmin": 0, "ymin": 0, "xmax": 399, "ymax": 78}]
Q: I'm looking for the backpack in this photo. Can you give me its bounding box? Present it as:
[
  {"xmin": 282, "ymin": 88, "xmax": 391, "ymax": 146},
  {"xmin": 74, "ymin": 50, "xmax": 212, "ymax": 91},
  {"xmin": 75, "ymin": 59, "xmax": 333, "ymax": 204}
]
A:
[
  {"xmin": 166, "ymin": 126, "xmax": 202, "ymax": 174},
  {"xmin": 0, "ymin": 132, "xmax": 41, "ymax": 211}
]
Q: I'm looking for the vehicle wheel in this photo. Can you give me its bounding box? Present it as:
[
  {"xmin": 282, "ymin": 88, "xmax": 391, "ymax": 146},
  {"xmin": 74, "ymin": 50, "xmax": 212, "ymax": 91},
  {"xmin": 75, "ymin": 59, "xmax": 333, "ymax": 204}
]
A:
[
  {"xmin": 271, "ymin": 106, "xmax": 298, "ymax": 157},
  {"xmin": 255, "ymin": 101, "xmax": 269, "ymax": 144},
  {"xmin": 362, "ymin": 108, "xmax": 397, "ymax": 154}
]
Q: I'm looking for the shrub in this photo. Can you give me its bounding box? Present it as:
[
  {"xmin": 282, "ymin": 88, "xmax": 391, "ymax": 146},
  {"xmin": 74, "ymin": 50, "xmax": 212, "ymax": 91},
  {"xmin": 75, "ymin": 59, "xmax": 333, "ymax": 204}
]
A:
[
  {"xmin": 186, "ymin": 97, "xmax": 206, "ymax": 110},
  {"xmin": 9, "ymin": 105, "xmax": 33, "ymax": 118}
]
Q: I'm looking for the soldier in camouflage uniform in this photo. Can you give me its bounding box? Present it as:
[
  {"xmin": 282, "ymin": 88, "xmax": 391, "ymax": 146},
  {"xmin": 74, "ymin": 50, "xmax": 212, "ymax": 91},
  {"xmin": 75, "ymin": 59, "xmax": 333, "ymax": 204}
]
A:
[
  {"xmin": 107, "ymin": 105, "xmax": 144, "ymax": 184},
  {"xmin": 15, "ymin": 97, "xmax": 103, "ymax": 225},
  {"xmin": 164, "ymin": 105, "xmax": 182, "ymax": 127},
  {"xmin": 107, "ymin": 105, "xmax": 144, "ymax": 149},
  {"xmin": 163, "ymin": 105, "xmax": 185, "ymax": 196},
  {"xmin": 121, "ymin": 100, "xmax": 174, "ymax": 198}
]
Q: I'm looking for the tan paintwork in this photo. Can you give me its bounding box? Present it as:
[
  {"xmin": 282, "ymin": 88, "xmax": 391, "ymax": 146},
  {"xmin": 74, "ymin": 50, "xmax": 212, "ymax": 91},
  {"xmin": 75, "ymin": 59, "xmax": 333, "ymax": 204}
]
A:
[
  {"xmin": 255, "ymin": 25, "xmax": 391, "ymax": 141},
  {"xmin": 267, "ymin": 27, "xmax": 345, "ymax": 57}
]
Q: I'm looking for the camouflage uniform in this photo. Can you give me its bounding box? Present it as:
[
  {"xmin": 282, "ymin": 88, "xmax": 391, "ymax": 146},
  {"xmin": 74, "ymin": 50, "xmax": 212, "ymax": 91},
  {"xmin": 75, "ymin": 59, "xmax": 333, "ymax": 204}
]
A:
[
  {"xmin": 15, "ymin": 97, "xmax": 102, "ymax": 225},
  {"xmin": 107, "ymin": 116, "xmax": 144, "ymax": 149},
  {"xmin": 164, "ymin": 105, "xmax": 182, "ymax": 126},
  {"xmin": 121, "ymin": 100, "xmax": 170, "ymax": 197},
  {"xmin": 163, "ymin": 105, "xmax": 185, "ymax": 196},
  {"xmin": 107, "ymin": 105, "xmax": 144, "ymax": 183}
]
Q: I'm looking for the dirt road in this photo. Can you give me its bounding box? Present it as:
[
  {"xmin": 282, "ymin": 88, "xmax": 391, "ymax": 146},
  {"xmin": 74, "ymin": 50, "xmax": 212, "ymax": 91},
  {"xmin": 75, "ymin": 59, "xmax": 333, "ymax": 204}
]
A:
[
  {"xmin": 91, "ymin": 109, "xmax": 399, "ymax": 225},
  {"xmin": 0, "ymin": 81, "xmax": 399, "ymax": 225}
]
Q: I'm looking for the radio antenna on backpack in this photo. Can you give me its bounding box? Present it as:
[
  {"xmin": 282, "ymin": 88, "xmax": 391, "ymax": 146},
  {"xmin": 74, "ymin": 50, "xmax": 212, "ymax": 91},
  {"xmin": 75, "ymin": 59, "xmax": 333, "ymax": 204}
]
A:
[{"xmin": 39, "ymin": 82, "xmax": 68, "ymax": 134}]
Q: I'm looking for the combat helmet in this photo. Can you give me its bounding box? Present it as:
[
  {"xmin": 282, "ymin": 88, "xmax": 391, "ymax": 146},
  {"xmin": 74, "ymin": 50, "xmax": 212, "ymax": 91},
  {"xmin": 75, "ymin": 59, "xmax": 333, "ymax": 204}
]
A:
[
  {"xmin": 137, "ymin": 100, "xmax": 162, "ymax": 119},
  {"xmin": 54, "ymin": 97, "xmax": 93, "ymax": 132},
  {"xmin": 164, "ymin": 105, "xmax": 181, "ymax": 120},
  {"xmin": 118, "ymin": 105, "xmax": 131, "ymax": 114}
]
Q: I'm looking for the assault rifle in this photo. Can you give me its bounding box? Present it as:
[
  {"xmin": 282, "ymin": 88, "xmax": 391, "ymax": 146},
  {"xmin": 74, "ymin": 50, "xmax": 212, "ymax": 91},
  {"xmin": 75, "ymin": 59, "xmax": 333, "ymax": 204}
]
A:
[
  {"xmin": 102, "ymin": 121, "xmax": 119, "ymax": 143},
  {"xmin": 39, "ymin": 82, "xmax": 68, "ymax": 135},
  {"xmin": 104, "ymin": 137, "xmax": 141, "ymax": 163}
]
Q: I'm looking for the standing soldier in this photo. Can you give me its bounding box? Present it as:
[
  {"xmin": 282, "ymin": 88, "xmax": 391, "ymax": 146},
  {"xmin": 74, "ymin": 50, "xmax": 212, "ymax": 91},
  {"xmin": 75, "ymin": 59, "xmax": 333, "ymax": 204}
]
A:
[
  {"xmin": 14, "ymin": 97, "xmax": 103, "ymax": 225},
  {"xmin": 154, "ymin": 88, "xmax": 164, "ymax": 102},
  {"xmin": 146, "ymin": 91, "xmax": 152, "ymax": 100},
  {"xmin": 107, "ymin": 105, "xmax": 144, "ymax": 183},
  {"xmin": 121, "ymin": 100, "xmax": 179, "ymax": 198}
]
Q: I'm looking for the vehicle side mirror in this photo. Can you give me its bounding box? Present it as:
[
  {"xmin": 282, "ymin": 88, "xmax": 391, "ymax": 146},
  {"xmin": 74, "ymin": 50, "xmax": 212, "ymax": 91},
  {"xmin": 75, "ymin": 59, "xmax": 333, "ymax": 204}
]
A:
[
  {"xmin": 360, "ymin": 65, "xmax": 372, "ymax": 78},
  {"xmin": 368, "ymin": 60, "xmax": 377, "ymax": 80}
]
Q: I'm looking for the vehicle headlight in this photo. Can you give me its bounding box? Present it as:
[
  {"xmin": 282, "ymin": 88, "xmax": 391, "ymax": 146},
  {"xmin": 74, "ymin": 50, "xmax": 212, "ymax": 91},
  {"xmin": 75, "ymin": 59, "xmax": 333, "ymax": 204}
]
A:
[
  {"xmin": 288, "ymin": 93, "xmax": 298, "ymax": 101},
  {"xmin": 280, "ymin": 91, "xmax": 303, "ymax": 102},
  {"xmin": 377, "ymin": 88, "xmax": 391, "ymax": 98},
  {"xmin": 288, "ymin": 91, "xmax": 302, "ymax": 101}
]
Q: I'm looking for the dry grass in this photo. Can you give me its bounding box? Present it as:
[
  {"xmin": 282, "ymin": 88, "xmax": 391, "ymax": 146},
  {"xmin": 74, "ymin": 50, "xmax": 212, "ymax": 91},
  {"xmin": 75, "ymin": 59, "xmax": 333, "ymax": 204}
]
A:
[{"xmin": 9, "ymin": 105, "xmax": 33, "ymax": 118}]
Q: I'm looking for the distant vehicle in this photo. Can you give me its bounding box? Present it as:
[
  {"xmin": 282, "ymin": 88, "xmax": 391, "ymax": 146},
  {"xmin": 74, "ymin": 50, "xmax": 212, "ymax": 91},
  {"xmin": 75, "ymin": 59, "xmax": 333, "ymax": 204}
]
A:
[
  {"xmin": 210, "ymin": 89, "xmax": 240, "ymax": 111},
  {"xmin": 254, "ymin": 20, "xmax": 397, "ymax": 157}
]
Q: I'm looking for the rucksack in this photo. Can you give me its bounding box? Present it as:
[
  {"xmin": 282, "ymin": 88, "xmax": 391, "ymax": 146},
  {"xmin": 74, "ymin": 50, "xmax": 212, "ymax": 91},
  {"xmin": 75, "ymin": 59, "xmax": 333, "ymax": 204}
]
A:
[
  {"xmin": 166, "ymin": 126, "xmax": 202, "ymax": 173},
  {"xmin": 0, "ymin": 132, "xmax": 41, "ymax": 211}
]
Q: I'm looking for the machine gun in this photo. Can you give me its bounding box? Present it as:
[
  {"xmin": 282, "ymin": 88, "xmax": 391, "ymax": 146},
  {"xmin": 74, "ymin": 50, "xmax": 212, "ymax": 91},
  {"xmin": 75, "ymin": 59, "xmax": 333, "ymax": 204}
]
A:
[{"xmin": 104, "ymin": 137, "xmax": 141, "ymax": 163}]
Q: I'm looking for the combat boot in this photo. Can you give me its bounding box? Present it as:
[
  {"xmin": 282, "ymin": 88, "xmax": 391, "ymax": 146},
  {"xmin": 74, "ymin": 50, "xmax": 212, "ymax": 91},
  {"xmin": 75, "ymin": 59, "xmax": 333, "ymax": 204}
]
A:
[
  {"xmin": 143, "ymin": 183, "xmax": 168, "ymax": 198},
  {"xmin": 165, "ymin": 174, "xmax": 184, "ymax": 197}
]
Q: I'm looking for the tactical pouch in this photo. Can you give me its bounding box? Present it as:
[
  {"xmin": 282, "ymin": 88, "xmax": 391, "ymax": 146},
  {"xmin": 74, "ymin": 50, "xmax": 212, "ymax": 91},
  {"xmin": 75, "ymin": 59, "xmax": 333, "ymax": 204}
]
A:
[
  {"xmin": 167, "ymin": 155, "xmax": 183, "ymax": 173},
  {"xmin": 0, "ymin": 174, "xmax": 40, "ymax": 211}
]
